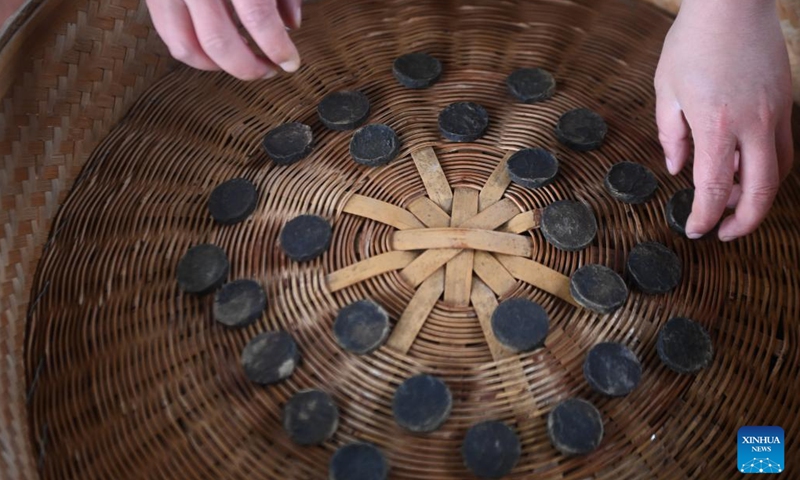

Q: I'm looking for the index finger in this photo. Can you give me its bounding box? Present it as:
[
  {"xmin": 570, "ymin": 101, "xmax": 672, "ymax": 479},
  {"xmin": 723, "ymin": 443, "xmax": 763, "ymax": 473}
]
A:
[
  {"xmin": 233, "ymin": 0, "xmax": 301, "ymax": 72},
  {"xmin": 186, "ymin": 0, "xmax": 275, "ymax": 80},
  {"xmin": 685, "ymin": 125, "xmax": 737, "ymax": 239}
]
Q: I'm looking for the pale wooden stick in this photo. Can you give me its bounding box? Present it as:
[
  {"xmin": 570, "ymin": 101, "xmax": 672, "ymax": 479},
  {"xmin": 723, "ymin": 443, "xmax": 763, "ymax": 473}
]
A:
[
  {"xmin": 478, "ymin": 151, "xmax": 513, "ymax": 211},
  {"xmin": 461, "ymin": 198, "xmax": 520, "ymax": 231},
  {"xmin": 445, "ymin": 189, "xmax": 479, "ymax": 306},
  {"xmin": 392, "ymin": 229, "xmax": 532, "ymax": 257},
  {"xmin": 386, "ymin": 269, "xmax": 444, "ymax": 353},
  {"xmin": 473, "ymin": 251, "xmax": 517, "ymax": 296},
  {"xmin": 498, "ymin": 210, "xmax": 541, "ymax": 234},
  {"xmin": 327, "ymin": 251, "xmax": 417, "ymax": 292},
  {"xmin": 411, "ymin": 147, "xmax": 453, "ymax": 213},
  {"xmin": 343, "ymin": 194, "xmax": 425, "ymax": 230},
  {"xmin": 398, "ymin": 199, "xmax": 521, "ymax": 287},
  {"xmin": 406, "ymin": 196, "xmax": 450, "ymax": 228},
  {"xmin": 472, "ymin": 278, "xmax": 540, "ymax": 416},
  {"xmin": 494, "ymin": 254, "xmax": 578, "ymax": 306},
  {"xmin": 400, "ymin": 249, "xmax": 460, "ymax": 287},
  {"xmin": 470, "ymin": 278, "xmax": 515, "ymax": 361}
]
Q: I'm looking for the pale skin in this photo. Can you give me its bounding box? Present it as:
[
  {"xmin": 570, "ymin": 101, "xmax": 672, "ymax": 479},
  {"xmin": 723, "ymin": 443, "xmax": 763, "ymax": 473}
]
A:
[
  {"xmin": 144, "ymin": 0, "xmax": 303, "ymax": 80},
  {"xmin": 656, "ymin": 0, "xmax": 793, "ymax": 240},
  {"xmin": 2, "ymin": 0, "xmax": 792, "ymax": 241}
]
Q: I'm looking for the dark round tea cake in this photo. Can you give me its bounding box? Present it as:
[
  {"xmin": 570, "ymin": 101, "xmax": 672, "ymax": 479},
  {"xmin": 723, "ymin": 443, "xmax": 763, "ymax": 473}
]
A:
[
  {"xmin": 547, "ymin": 398, "xmax": 604, "ymax": 455},
  {"xmin": 393, "ymin": 53, "xmax": 442, "ymax": 89},
  {"xmin": 506, "ymin": 147, "xmax": 559, "ymax": 189},
  {"xmin": 461, "ymin": 421, "xmax": 521, "ymax": 479},
  {"xmin": 392, "ymin": 374, "xmax": 452, "ymax": 433},
  {"xmin": 570, "ymin": 264, "xmax": 628, "ymax": 314},
  {"xmin": 555, "ymin": 108, "xmax": 607, "ymax": 151},
  {"xmin": 583, "ymin": 342, "xmax": 642, "ymax": 397},
  {"xmin": 282, "ymin": 389, "xmax": 339, "ymax": 445},
  {"xmin": 657, "ymin": 317, "xmax": 713, "ymax": 374},
  {"xmin": 318, "ymin": 90, "xmax": 371, "ymax": 131},
  {"xmin": 438, "ymin": 102, "xmax": 489, "ymax": 142},
  {"xmin": 350, "ymin": 124, "xmax": 401, "ymax": 167},
  {"xmin": 540, "ymin": 200, "xmax": 598, "ymax": 251},
  {"xmin": 506, "ymin": 67, "xmax": 556, "ymax": 103},
  {"xmin": 491, "ymin": 298, "xmax": 549, "ymax": 352},
  {"xmin": 241, "ymin": 331, "xmax": 299, "ymax": 385},
  {"xmin": 333, "ymin": 299, "xmax": 391, "ymax": 355},
  {"xmin": 280, "ymin": 214, "xmax": 333, "ymax": 262},
  {"xmin": 262, "ymin": 122, "xmax": 314, "ymax": 165},
  {"xmin": 329, "ymin": 443, "xmax": 388, "ymax": 480},
  {"xmin": 213, "ymin": 279, "xmax": 267, "ymax": 328},
  {"xmin": 666, "ymin": 188, "xmax": 695, "ymax": 236},
  {"xmin": 208, "ymin": 178, "xmax": 258, "ymax": 225},
  {"xmin": 627, "ymin": 241, "xmax": 682, "ymax": 294},
  {"xmin": 603, "ymin": 161, "xmax": 658, "ymax": 204},
  {"xmin": 176, "ymin": 244, "xmax": 229, "ymax": 295}
]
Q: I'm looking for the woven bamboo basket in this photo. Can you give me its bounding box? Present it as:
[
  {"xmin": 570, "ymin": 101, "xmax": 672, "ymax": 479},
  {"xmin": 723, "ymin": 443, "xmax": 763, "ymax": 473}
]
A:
[{"xmin": 2, "ymin": 0, "xmax": 799, "ymax": 479}]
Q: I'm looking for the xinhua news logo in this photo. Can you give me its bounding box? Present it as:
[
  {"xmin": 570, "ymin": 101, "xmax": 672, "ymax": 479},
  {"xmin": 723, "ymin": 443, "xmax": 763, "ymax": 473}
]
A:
[{"xmin": 738, "ymin": 426, "xmax": 785, "ymax": 474}]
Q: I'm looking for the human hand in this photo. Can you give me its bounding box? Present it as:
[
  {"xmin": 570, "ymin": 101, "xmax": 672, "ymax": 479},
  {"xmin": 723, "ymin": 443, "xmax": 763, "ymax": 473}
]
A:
[
  {"xmin": 146, "ymin": 0, "xmax": 302, "ymax": 80},
  {"xmin": 654, "ymin": 0, "xmax": 793, "ymax": 241}
]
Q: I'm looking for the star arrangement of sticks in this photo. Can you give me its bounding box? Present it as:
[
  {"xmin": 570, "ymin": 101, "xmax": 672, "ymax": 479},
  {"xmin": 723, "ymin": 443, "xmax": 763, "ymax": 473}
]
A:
[{"xmin": 327, "ymin": 146, "xmax": 577, "ymax": 360}]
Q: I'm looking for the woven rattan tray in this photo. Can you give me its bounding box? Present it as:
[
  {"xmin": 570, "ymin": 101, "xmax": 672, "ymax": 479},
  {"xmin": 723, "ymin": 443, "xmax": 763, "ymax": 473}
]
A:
[{"xmin": 2, "ymin": 0, "xmax": 799, "ymax": 479}]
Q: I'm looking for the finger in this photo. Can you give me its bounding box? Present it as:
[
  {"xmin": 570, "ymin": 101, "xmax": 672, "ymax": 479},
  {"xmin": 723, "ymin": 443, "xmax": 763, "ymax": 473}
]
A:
[
  {"xmin": 232, "ymin": 0, "xmax": 301, "ymax": 72},
  {"xmin": 185, "ymin": 0, "xmax": 275, "ymax": 80},
  {"xmin": 655, "ymin": 91, "xmax": 691, "ymax": 175},
  {"xmin": 146, "ymin": 0, "xmax": 219, "ymax": 71},
  {"xmin": 278, "ymin": 0, "xmax": 302, "ymax": 29},
  {"xmin": 717, "ymin": 134, "xmax": 780, "ymax": 241},
  {"xmin": 727, "ymin": 184, "xmax": 742, "ymax": 209},
  {"xmin": 775, "ymin": 108, "xmax": 794, "ymax": 181},
  {"xmin": 685, "ymin": 126, "xmax": 737, "ymax": 239}
]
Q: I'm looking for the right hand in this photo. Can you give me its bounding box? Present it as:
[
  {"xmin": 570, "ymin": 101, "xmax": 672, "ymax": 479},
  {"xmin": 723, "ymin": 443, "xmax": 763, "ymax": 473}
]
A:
[
  {"xmin": 146, "ymin": 0, "xmax": 302, "ymax": 80},
  {"xmin": 654, "ymin": 0, "xmax": 793, "ymax": 241}
]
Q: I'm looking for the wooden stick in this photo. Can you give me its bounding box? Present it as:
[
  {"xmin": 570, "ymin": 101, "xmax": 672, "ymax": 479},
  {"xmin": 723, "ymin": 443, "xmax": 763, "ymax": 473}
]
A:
[
  {"xmin": 478, "ymin": 151, "xmax": 513, "ymax": 211},
  {"xmin": 445, "ymin": 189, "xmax": 479, "ymax": 306},
  {"xmin": 327, "ymin": 251, "xmax": 418, "ymax": 292},
  {"xmin": 494, "ymin": 254, "xmax": 578, "ymax": 306},
  {"xmin": 473, "ymin": 251, "xmax": 517, "ymax": 297},
  {"xmin": 461, "ymin": 198, "xmax": 520, "ymax": 231},
  {"xmin": 406, "ymin": 196, "xmax": 451, "ymax": 228},
  {"xmin": 392, "ymin": 229, "xmax": 532, "ymax": 257},
  {"xmin": 397, "ymin": 199, "xmax": 522, "ymax": 288},
  {"xmin": 472, "ymin": 278, "xmax": 540, "ymax": 416},
  {"xmin": 411, "ymin": 147, "xmax": 453, "ymax": 213},
  {"xmin": 343, "ymin": 194, "xmax": 425, "ymax": 230},
  {"xmin": 386, "ymin": 269, "xmax": 444, "ymax": 353},
  {"xmin": 470, "ymin": 278, "xmax": 515, "ymax": 361},
  {"xmin": 400, "ymin": 249, "xmax": 460, "ymax": 287},
  {"xmin": 450, "ymin": 189, "xmax": 479, "ymax": 226},
  {"xmin": 498, "ymin": 210, "xmax": 541, "ymax": 234}
]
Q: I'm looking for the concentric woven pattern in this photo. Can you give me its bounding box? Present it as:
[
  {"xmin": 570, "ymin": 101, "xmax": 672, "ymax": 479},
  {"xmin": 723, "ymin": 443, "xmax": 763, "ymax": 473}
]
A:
[{"xmin": 7, "ymin": 0, "xmax": 800, "ymax": 479}]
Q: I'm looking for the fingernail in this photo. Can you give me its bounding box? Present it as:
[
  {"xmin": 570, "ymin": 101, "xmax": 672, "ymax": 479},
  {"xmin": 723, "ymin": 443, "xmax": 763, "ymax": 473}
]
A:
[
  {"xmin": 686, "ymin": 231, "xmax": 702, "ymax": 239},
  {"xmin": 720, "ymin": 235, "xmax": 734, "ymax": 242},
  {"xmin": 262, "ymin": 69, "xmax": 278, "ymax": 80},
  {"xmin": 280, "ymin": 58, "xmax": 301, "ymax": 73},
  {"xmin": 665, "ymin": 157, "xmax": 676, "ymax": 174}
]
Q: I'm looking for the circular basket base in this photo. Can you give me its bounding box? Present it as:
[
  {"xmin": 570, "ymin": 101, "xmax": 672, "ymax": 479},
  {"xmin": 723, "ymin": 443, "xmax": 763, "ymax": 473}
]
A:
[{"xmin": 23, "ymin": 0, "xmax": 800, "ymax": 479}]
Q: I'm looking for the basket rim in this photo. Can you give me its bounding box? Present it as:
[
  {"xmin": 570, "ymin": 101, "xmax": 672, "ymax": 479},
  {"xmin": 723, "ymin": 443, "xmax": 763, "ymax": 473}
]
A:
[{"xmin": 0, "ymin": 0, "xmax": 51, "ymax": 98}]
